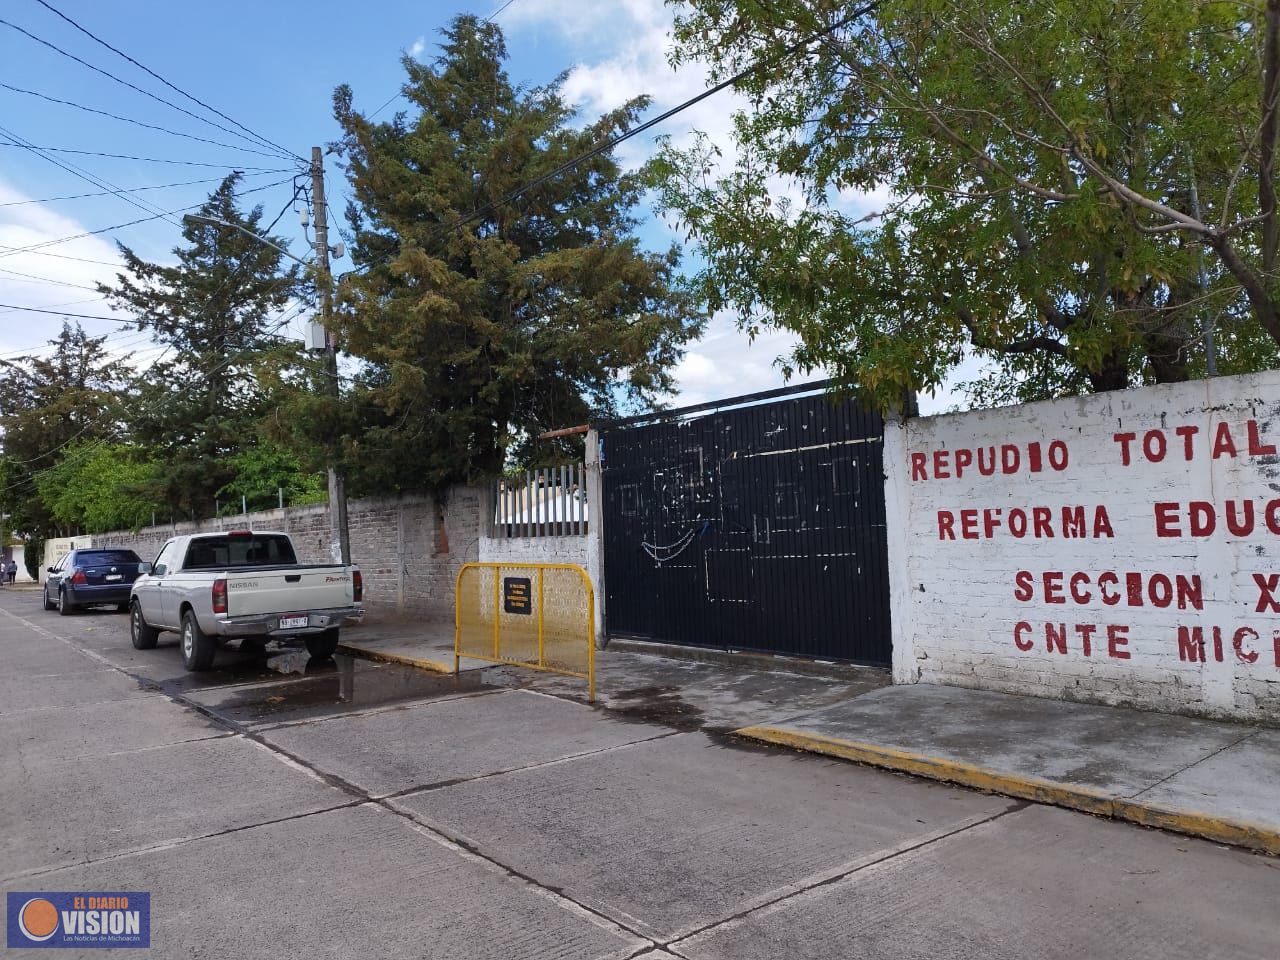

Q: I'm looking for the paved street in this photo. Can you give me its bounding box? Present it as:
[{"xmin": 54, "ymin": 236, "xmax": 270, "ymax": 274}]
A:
[{"xmin": 2, "ymin": 588, "xmax": 1277, "ymax": 959}]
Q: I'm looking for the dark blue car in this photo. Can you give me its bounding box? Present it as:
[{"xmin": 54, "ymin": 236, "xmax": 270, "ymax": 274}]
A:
[{"xmin": 44, "ymin": 548, "xmax": 146, "ymax": 616}]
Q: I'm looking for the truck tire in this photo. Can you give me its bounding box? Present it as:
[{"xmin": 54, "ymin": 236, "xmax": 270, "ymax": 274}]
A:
[
  {"xmin": 306, "ymin": 628, "xmax": 340, "ymax": 660},
  {"xmin": 58, "ymin": 589, "xmax": 76, "ymax": 616},
  {"xmin": 130, "ymin": 600, "xmax": 159, "ymax": 650},
  {"xmin": 42, "ymin": 587, "xmax": 56, "ymax": 611},
  {"xmin": 180, "ymin": 609, "xmax": 217, "ymax": 671}
]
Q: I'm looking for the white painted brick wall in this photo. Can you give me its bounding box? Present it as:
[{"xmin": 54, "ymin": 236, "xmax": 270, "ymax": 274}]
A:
[
  {"xmin": 478, "ymin": 533, "xmax": 603, "ymax": 638},
  {"xmin": 886, "ymin": 370, "xmax": 1280, "ymax": 722}
]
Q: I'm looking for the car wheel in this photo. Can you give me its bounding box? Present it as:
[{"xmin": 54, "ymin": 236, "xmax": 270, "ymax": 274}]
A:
[
  {"xmin": 42, "ymin": 587, "xmax": 56, "ymax": 611},
  {"xmin": 130, "ymin": 601, "xmax": 159, "ymax": 650},
  {"xmin": 58, "ymin": 589, "xmax": 76, "ymax": 616},
  {"xmin": 305, "ymin": 628, "xmax": 340, "ymax": 660},
  {"xmin": 180, "ymin": 610, "xmax": 216, "ymax": 671}
]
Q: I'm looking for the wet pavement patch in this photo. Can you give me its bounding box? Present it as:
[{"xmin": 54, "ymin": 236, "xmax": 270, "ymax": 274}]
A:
[
  {"xmin": 182, "ymin": 655, "xmax": 495, "ymax": 726},
  {"xmin": 605, "ymin": 685, "xmax": 706, "ymax": 731}
]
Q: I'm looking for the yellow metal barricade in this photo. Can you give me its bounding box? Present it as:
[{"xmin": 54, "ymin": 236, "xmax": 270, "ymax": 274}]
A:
[{"xmin": 454, "ymin": 562, "xmax": 596, "ymax": 700}]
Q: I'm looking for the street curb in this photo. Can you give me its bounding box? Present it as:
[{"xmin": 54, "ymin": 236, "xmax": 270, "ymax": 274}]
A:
[
  {"xmin": 337, "ymin": 643, "xmax": 453, "ymax": 675},
  {"xmin": 735, "ymin": 724, "xmax": 1280, "ymax": 856}
]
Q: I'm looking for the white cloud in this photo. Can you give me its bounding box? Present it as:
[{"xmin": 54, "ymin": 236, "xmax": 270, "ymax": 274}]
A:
[
  {"xmin": 509, "ymin": 0, "xmax": 744, "ymax": 170},
  {"xmin": 504, "ymin": 1, "xmax": 824, "ymax": 404},
  {"xmin": 669, "ymin": 309, "xmax": 823, "ymax": 406},
  {"xmin": 0, "ymin": 178, "xmax": 135, "ymax": 359},
  {"xmin": 0, "ymin": 178, "xmax": 315, "ymax": 372},
  {"xmin": 408, "ymin": 36, "xmax": 426, "ymax": 58}
]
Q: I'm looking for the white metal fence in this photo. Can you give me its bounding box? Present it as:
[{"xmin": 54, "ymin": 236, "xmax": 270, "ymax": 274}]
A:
[{"xmin": 493, "ymin": 465, "xmax": 587, "ymax": 538}]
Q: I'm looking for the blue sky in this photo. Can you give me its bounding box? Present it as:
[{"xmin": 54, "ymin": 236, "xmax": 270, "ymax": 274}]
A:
[{"xmin": 0, "ymin": 0, "xmax": 961, "ymax": 410}]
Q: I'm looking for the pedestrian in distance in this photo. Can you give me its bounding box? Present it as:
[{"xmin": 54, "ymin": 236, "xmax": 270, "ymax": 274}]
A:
[{"xmin": 7, "ymin": 558, "xmax": 16, "ymax": 584}]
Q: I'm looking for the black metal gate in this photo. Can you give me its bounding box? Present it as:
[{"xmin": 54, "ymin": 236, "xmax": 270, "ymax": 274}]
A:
[{"xmin": 599, "ymin": 382, "xmax": 891, "ymax": 665}]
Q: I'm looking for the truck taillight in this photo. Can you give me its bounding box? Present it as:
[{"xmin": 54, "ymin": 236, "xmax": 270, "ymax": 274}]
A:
[
  {"xmin": 71, "ymin": 568, "xmax": 87, "ymax": 585},
  {"xmin": 212, "ymin": 578, "xmax": 228, "ymax": 615},
  {"xmin": 352, "ymin": 569, "xmax": 363, "ymax": 602}
]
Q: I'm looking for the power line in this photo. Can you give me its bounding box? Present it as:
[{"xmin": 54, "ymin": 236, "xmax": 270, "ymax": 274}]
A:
[
  {"xmin": 4, "ymin": 282, "xmax": 304, "ymax": 483},
  {"xmin": 0, "ymin": 177, "xmax": 292, "ymax": 259},
  {"xmin": 0, "ymin": 83, "xmax": 290, "ymax": 159},
  {"xmin": 29, "ymin": 0, "xmax": 305, "ymax": 164},
  {"xmin": 3, "ymin": 249, "xmax": 127, "ymax": 268},
  {"xmin": 0, "ymin": 301, "xmax": 126, "ymax": 321},
  {"xmin": 0, "ymin": 294, "xmax": 109, "ymax": 318},
  {"xmin": 0, "ymin": 266, "xmax": 102, "ymax": 291},
  {"xmin": 0, "ymin": 142, "xmax": 291, "ymax": 171},
  {"xmin": 0, "ymin": 15, "xmax": 300, "ymax": 165},
  {"xmin": 350, "ymin": 6, "xmax": 877, "ymax": 280},
  {"xmin": 0, "ymin": 324, "xmax": 154, "ymax": 360},
  {"xmin": 0, "ymin": 176, "xmax": 230, "ymax": 207},
  {"xmin": 2, "ymin": 317, "xmax": 295, "ymax": 488},
  {"xmin": 0, "ymin": 121, "xmax": 206, "ymax": 224},
  {"xmin": 2, "ymin": 186, "xmax": 308, "ymax": 472},
  {"xmin": 486, "ymin": 0, "xmax": 522, "ymax": 20}
]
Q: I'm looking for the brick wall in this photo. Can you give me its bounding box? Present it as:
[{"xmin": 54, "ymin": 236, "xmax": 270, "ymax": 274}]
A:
[
  {"xmin": 885, "ymin": 370, "xmax": 1280, "ymax": 722},
  {"xmin": 95, "ymin": 486, "xmax": 485, "ymax": 623}
]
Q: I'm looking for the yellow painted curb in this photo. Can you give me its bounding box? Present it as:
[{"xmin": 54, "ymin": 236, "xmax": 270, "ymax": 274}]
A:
[
  {"xmin": 337, "ymin": 643, "xmax": 453, "ymax": 675},
  {"xmin": 736, "ymin": 725, "xmax": 1280, "ymax": 856}
]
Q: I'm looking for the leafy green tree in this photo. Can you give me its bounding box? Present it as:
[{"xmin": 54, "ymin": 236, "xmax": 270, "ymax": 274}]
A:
[
  {"xmin": 330, "ymin": 15, "xmax": 703, "ymax": 490},
  {"xmin": 216, "ymin": 444, "xmax": 327, "ymax": 511},
  {"xmin": 652, "ymin": 0, "xmax": 1280, "ymax": 407},
  {"xmin": 0, "ymin": 322, "xmax": 133, "ymax": 539},
  {"xmin": 35, "ymin": 443, "xmax": 164, "ymax": 534},
  {"xmin": 97, "ymin": 174, "xmax": 301, "ymax": 514}
]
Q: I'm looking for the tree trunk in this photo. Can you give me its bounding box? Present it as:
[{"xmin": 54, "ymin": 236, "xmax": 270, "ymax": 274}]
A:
[
  {"xmin": 1087, "ymin": 348, "xmax": 1131, "ymax": 392},
  {"xmin": 1144, "ymin": 331, "xmax": 1191, "ymax": 383}
]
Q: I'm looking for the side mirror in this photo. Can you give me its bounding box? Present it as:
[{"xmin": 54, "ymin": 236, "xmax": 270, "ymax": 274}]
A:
[
  {"xmin": 46, "ymin": 566, "xmax": 56, "ymax": 573},
  {"xmin": 137, "ymin": 562, "xmax": 153, "ymax": 575}
]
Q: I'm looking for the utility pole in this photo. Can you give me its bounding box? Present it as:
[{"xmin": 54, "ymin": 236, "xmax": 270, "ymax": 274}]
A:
[
  {"xmin": 311, "ymin": 146, "xmax": 351, "ymax": 565},
  {"xmin": 1186, "ymin": 149, "xmax": 1218, "ymax": 377}
]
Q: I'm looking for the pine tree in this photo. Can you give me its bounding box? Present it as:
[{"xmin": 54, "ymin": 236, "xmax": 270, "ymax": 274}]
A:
[
  {"xmin": 98, "ymin": 174, "xmax": 301, "ymax": 515},
  {"xmin": 0, "ymin": 322, "xmax": 134, "ymax": 546},
  {"xmin": 331, "ymin": 15, "xmax": 702, "ymax": 491}
]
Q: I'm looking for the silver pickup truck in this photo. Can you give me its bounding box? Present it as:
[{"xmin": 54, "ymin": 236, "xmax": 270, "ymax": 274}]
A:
[{"xmin": 129, "ymin": 530, "xmax": 363, "ymax": 672}]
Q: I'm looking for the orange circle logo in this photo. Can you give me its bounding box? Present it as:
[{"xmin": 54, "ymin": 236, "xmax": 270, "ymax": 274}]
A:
[{"xmin": 18, "ymin": 898, "xmax": 59, "ymax": 941}]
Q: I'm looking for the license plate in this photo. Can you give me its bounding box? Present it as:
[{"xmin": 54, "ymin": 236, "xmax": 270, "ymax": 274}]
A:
[
  {"xmin": 279, "ymin": 615, "xmax": 309, "ymax": 629},
  {"xmin": 105, "ymin": 574, "xmax": 123, "ymax": 581}
]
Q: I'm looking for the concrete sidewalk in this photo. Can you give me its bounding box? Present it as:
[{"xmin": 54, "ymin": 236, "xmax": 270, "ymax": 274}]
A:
[
  {"xmin": 738, "ymin": 685, "xmax": 1280, "ymax": 854},
  {"xmin": 337, "ymin": 620, "xmax": 1279, "ymax": 854},
  {"xmin": 336, "ymin": 620, "xmax": 890, "ymax": 731},
  {"xmin": 338, "ymin": 619, "xmax": 474, "ymax": 672}
]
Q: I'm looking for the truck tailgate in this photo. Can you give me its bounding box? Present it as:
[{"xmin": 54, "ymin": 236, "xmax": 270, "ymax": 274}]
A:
[{"xmin": 225, "ymin": 568, "xmax": 354, "ymax": 617}]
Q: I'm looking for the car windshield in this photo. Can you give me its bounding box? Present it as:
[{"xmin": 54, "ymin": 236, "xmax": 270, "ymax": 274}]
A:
[
  {"xmin": 76, "ymin": 550, "xmax": 141, "ymax": 565},
  {"xmin": 182, "ymin": 534, "xmax": 297, "ymax": 569}
]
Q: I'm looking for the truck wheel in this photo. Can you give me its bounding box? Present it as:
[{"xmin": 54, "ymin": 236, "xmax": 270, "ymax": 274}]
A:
[
  {"xmin": 181, "ymin": 610, "xmax": 217, "ymax": 671},
  {"xmin": 306, "ymin": 629, "xmax": 340, "ymax": 660},
  {"xmin": 42, "ymin": 587, "xmax": 56, "ymax": 611},
  {"xmin": 130, "ymin": 601, "xmax": 159, "ymax": 650},
  {"xmin": 58, "ymin": 589, "xmax": 76, "ymax": 616}
]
